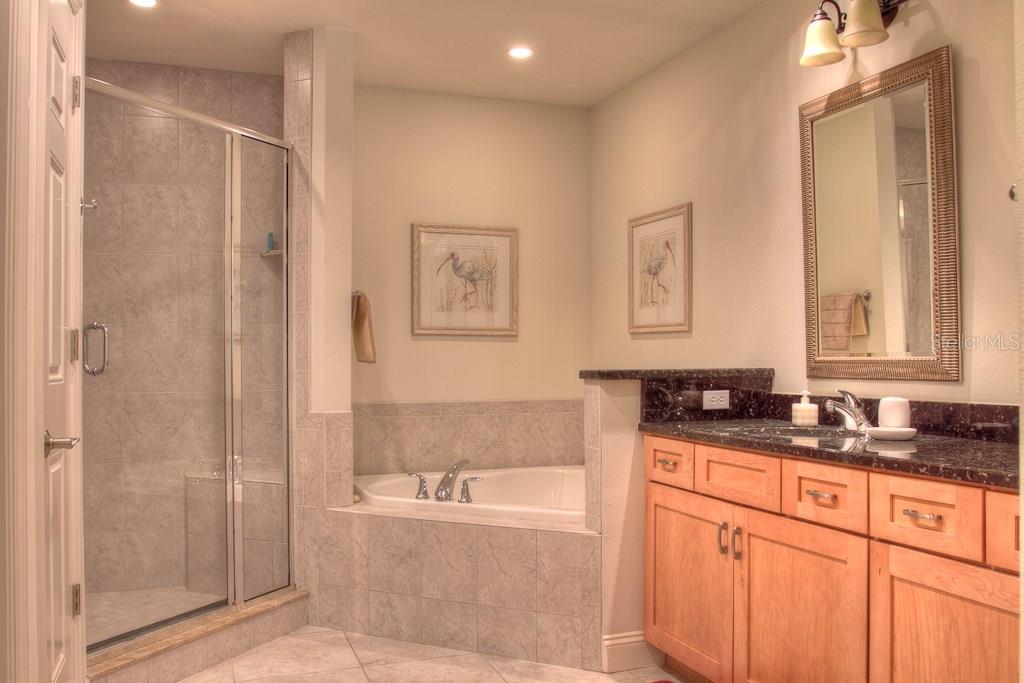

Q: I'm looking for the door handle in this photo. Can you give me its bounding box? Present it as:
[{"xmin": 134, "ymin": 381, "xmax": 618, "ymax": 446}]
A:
[
  {"xmin": 716, "ymin": 521, "xmax": 729, "ymax": 555},
  {"xmin": 44, "ymin": 430, "xmax": 80, "ymax": 456},
  {"xmin": 83, "ymin": 321, "xmax": 109, "ymax": 376},
  {"xmin": 732, "ymin": 526, "xmax": 743, "ymax": 560}
]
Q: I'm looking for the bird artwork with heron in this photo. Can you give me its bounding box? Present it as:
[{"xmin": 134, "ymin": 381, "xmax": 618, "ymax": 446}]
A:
[
  {"xmin": 435, "ymin": 248, "xmax": 498, "ymax": 312},
  {"xmin": 639, "ymin": 235, "xmax": 676, "ymax": 307}
]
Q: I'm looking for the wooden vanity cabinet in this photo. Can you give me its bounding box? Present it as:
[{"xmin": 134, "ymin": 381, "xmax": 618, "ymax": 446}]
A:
[
  {"xmin": 646, "ymin": 483, "xmax": 733, "ymax": 682},
  {"xmin": 733, "ymin": 507, "xmax": 867, "ymax": 682},
  {"xmin": 643, "ymin": 434, "xmax": 1020, "ymax": 683},
  {"xmin": 986, "ymin": 491, "xmax": 1020, "ymax": 572},
  {"xmin": 870, "ymin": 542, "xmax": 1019, "ymax": 682},
  {"xmin": 645, "ymin": 481, "xmax": 868, "ymax": 682}
]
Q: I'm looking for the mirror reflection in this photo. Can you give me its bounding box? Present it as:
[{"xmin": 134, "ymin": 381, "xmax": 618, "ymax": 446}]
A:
[{"xmin": 813, "ymin": 83, "xmax": 933, "ymax": 358}]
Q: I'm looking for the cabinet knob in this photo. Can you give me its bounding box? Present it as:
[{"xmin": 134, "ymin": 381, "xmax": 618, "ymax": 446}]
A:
[
  {"xmin": 717, "ymin": 521, "xmax": 729, "ymax": 555},
  {"xmin": 656, "ymin": 457, "xmax": 677, "ymax": 471}
]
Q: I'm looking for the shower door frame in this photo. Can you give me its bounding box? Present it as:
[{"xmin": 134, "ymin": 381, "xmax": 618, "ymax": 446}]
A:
[{"xmin": 83, "ymin": 77, "xmax": 291, "ymax": 624}]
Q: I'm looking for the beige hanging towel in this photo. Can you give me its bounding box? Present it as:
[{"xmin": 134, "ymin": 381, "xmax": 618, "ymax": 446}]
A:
[
  {"xmin": 820, "ymin": 292, "xmax": 869, "ymax": 350},
  {"xmin": 352, "ymin": 290, "xmax": 376, "ymax": 363}
]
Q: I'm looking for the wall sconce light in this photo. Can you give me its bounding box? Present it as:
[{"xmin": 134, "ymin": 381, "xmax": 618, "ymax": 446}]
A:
[{"xmin": 799, "ymin": 0, "xmax": 911, "ymax": 67}]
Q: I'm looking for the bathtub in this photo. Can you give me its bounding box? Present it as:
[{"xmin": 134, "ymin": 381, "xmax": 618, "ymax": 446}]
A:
[{"xmin": 354, "ymin": 465, "xmax": 584, "ymax": 524}]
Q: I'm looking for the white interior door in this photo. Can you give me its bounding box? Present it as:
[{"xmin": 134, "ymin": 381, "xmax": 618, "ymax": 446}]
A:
[{"xmin": 41, "ymin": 0, "xmax": 85, "ymax": 681}]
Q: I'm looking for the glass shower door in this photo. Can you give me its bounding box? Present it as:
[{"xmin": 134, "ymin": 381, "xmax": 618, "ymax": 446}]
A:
[
  {"xmin": 82, "ymin": 92, "xmax": 231, "ymax": 648},
  {"xmin": 237, "ymin": 136, "xmax": 290, "ymax": 600}
]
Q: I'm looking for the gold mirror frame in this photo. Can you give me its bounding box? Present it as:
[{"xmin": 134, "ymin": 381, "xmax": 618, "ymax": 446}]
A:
[{"xmin": 800, "ymin": 45, "xmax": 960, "ymax": 382}]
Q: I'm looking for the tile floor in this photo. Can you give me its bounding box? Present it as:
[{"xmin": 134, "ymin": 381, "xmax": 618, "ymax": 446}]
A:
[
  {"xmin": 88, "ymin": 587, "xmax": 226, "ymax": 646},
  {"xmin": 180, "ymin": 625, "xmax": 692, "ymax": 683}
]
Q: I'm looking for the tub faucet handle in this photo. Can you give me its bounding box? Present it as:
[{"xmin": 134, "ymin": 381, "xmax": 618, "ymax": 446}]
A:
[
  {"xmin": 407, "ymin": 473, "xmax": 429, "ymax": 500},
  {"xmin": 458, "ymin": 477, "xmax": 482, "ymax": 504}
]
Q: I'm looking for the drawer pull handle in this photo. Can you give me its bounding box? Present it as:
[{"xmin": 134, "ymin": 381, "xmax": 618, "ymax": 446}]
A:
[
  {"xmin": 732, "ymin": 526, "xmax": 743, "ymax": 560},
  {"xmin": 716, "ymin": 521, "xmax": 729, "ymax": 555},
  {"xmin": 902, "ymin": 508, "xmax": 943, "ymax": 523},
  {"xmin": 805, "ymin": 489, "xmax": 837, "ymax": 503},
  {"xmin": 656, "ymin": 458, "xmax": 677, "ymax": 471}
]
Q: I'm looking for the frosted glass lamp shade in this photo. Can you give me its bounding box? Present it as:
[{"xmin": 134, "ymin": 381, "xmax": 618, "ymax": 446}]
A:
[
  {"xmin": 800, "ymin": 13, "xmax": 845, "ymax": 67},
  {"xmin": 840, "ymin": 0, "xmax": 890, "ymax": 47}
]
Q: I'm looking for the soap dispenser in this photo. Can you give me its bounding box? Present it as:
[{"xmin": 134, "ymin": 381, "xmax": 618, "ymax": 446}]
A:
[{"xmin": 792, "ymin": 390, "xmax": 819, "ymax": 427}]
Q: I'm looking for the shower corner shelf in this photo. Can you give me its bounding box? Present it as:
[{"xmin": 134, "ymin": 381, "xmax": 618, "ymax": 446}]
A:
[{"xmin": 261, "ymin": 249, "xmax": 283, "ymax": 258}]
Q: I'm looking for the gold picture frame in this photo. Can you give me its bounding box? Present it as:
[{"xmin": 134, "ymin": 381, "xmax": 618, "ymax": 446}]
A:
[
  {"xmin": 628, "ymin": 203, "xmax": 692, "ymax": 333},
  {"xmin": 412, "ymin": 223, "xmax": 519, "ymax": 336}
]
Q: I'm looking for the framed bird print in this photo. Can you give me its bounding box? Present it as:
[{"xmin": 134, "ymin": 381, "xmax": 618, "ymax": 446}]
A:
[
  {"xmin": 628, "ymin": 203, "xmax": 691, "ymax": 333},
  {"xmin": 412, "ymin": 223, "xmax": 518, "ymax": 336}
]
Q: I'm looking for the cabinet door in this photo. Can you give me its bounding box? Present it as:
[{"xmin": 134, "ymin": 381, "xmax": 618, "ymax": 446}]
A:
[
  {"xmin": 733, "ymin": 507, "xmax": 868, "ymax": 683},
  {"xmin": 870, "ymin": 541, "xmax": 1019, "ymax": 683},
  {"xmin": 646, "ymin": 482, "xmax": 734, "ymax": 682}
]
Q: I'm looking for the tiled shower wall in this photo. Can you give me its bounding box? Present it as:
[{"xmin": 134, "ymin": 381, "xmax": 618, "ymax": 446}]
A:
[
  {"xmin": 353, "ymin": 400, "xmax": 584, "ymax": 475},
  {"xmin": 82, "ymin": 59, "xmax": 284, "ymax": 593}
]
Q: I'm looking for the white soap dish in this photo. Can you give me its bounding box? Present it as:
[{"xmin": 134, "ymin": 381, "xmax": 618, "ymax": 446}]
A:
[{"xmin": 867, "ymin": 426, "xmax": 917, "ymax": 441}]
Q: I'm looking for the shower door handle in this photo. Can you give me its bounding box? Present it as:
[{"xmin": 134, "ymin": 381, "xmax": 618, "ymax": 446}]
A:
[{"xmin": 83, "ymin": 321, "xmax": 110, "ymax": 376}]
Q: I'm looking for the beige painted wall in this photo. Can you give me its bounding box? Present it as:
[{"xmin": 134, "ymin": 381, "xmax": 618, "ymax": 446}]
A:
[
  {"xmin": 589, "ymin": 0, "xmax": 1018, "ymax": 404},
  {"xmin": 352, "ymin": 86, "xmax": 590, "ymax": 403}
]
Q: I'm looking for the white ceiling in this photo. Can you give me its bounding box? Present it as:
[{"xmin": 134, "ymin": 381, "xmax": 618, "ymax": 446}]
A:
[{"xmin": 85, "ymin": 0, "xmax": 763, "ymax": 107}]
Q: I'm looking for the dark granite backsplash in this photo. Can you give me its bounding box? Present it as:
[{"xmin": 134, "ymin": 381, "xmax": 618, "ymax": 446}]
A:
[{"xmin": 630, "ymin": 371, "xmax": 1018, "ymax": 445}]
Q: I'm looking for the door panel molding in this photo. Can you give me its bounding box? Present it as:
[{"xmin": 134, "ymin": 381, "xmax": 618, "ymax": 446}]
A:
[{"xmin": 3, "ymin": 0, "xmax": 84, "ymax": 680}]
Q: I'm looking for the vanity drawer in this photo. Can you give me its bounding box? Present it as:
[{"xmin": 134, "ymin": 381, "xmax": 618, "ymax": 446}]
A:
[
  {"xmin": 986, "ymin": 491, "xmax": 1020, "ymax": 572},
  {"xmin": 868, "ymin": 473, "xmax": 984, "ymax": 562},
  {"xmin": 781, "ymin": 460, "xmax": 868, "ymax": 534},
  {"xmin": 694, "ymin": 445, "xmax": 780, "ymax": 512},
  {"xmin": 644, "ymin": 436, "xmax": 694, "ymax": 490}
]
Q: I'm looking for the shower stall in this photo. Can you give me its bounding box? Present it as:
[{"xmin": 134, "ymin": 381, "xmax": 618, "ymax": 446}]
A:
[{"xmin": 81, "ymin": 77, "xmax": 290, "ymax": 650}]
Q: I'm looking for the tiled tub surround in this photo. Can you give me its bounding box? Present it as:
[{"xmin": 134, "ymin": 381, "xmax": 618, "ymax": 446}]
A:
[
  {"xmin": 353, "ymin": 400, "xmax": 584, "ymax": 475},
  {"xmin": 297, "ymin": 509, "xmax": 602, "ymax": 671},
  {"xmin": 82, "ymin": 58, "xmax": 287, "ymax": 641}
]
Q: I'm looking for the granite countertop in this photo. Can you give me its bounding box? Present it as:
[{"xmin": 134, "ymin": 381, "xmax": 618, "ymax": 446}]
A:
[
  {"xmin": 640, "ymin": 419, "xmax": 1019, "ymax": 490},
  {"xmin": 579, "ymin": 368, "xmax": 774, "ymax": 381}
]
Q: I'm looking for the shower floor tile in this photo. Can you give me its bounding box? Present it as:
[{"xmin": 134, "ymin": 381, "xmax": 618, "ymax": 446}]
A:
[{"xmin": 87, "ymin": 586, "xmax": 226, "ymax": 647}]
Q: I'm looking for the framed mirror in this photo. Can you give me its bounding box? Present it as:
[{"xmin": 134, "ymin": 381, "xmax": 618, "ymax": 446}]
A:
[{"xmin": 800, "ymin": 46, "xmax": 960, "ymax": 381}]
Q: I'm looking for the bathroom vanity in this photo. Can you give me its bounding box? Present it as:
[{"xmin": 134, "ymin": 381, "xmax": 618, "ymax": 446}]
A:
[{"xmin": 641, "ymin": 422, "xmax": 1019, "ymax": 682}]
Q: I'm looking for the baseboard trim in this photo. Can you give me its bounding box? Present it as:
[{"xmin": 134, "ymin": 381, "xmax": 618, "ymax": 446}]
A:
[{"xmin": 602, "ymin": 630, "xmax": 665, "ymax": 672}]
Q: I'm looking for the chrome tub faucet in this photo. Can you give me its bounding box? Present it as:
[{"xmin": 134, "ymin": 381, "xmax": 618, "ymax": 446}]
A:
[{"xmin": 434, "ymin": 459, "xmax": 470, "ymax": 501}]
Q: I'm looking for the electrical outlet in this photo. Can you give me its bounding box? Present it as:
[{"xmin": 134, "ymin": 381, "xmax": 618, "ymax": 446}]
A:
[{"xmin": 702, "ymin": 389, "xmax": 730, "ymax": 410}]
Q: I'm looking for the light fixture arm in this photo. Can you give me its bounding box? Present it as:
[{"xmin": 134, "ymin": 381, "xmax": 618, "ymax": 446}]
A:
[
  {"xmin": 877, "ymin": 0, "xmax": 913, "ymax": 28},
  {"xmin": 816, "ymin": 0, "xmax": 912, "ymax": 34},
  {"xmin": 814, "ymin": 0, "xmax": 847, "ymax": 33}
]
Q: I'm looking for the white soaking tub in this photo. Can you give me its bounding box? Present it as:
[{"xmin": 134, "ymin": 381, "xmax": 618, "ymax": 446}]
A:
[{"xmin": 354, "ymin": 465, "xmax": 584, "ymax": 524}]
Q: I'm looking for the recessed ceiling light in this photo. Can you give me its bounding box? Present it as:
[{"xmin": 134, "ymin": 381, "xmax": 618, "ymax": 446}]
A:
[
  {"xmin": 507, "ymin": 46, "xmax": 534, "ymax": 60},
  {"xmin": 130, "ymin": 0, "xmax": 157, "ymax": 7}
]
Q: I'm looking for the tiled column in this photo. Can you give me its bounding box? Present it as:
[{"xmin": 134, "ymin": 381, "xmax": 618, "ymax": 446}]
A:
[{"xmin": 284, "ymin": 28, "xmax": 355, "ymax": 627}]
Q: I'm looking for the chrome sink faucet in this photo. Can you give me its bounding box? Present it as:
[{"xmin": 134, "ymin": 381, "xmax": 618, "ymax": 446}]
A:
[
  {"xmin": 435, "ymin": 459, "xmax": 470, "ymax": 501},
  {"xmin": 823, "ymin": 390, "xmax": 871, "ymax": 433}
]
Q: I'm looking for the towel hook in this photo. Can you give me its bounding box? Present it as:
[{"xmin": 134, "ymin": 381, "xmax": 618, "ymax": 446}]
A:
[{"xmin": 861, "ymin": 289, "xmax": 871, "ymax": 302}]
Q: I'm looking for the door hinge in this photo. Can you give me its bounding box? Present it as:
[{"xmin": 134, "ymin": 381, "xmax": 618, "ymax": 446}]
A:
[
  {"xmin": 71, "ymin": 584, "xmax": 81, "ymax": 616},
  {"xmin": 72, "ymin": 76, "xmax": 82, "ymax": 110},
  {"xmin": 69, "ymin": 328, "xmax": 79, "ymax": 362}
]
